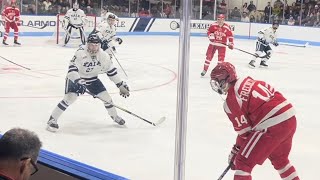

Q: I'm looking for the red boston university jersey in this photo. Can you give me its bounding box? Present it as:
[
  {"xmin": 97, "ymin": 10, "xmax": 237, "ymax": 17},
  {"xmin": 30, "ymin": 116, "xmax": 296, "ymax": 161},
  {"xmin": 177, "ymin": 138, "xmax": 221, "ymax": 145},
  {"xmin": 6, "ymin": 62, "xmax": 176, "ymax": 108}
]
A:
[
  {"xmin": 223, "ymin": 76, "xmax": 296, "ymax": 138},
  {"xmin": 1, "ymin": 7, "xmax": 20, "ymax": 22},
  {"xmin": 207, "ymin": 22, "xmax": 233, "ymax": 43}
]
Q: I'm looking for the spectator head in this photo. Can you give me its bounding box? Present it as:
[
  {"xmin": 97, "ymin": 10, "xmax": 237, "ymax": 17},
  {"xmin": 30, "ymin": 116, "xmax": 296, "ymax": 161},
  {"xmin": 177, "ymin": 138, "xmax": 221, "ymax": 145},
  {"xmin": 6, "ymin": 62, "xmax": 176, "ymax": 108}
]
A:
[
  {"xmin": 250, "ymin": 1, "xmax": 253, "ymax": 4},
  {"xmin": 315, "ymin": 5, "xmax": 319, "ymax": 9},
  {"xmin": 268, "ymin": 2, "xmax": 271, "ymax": 6},
  {"xmin": 0, "ymin": 128, "xmax": 42, "ymax": 180}
]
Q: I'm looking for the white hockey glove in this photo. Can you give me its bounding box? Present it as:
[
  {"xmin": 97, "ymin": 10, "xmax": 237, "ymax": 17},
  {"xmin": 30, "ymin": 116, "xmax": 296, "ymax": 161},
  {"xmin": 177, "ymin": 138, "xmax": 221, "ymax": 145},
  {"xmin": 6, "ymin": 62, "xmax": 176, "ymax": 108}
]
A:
[
  {"xmin": 228, "ymin": 145, "xmax": 240, "ymax": 170},
  {"xmin": 116, "ymin": 81, "xmax": 130, "ymax": 98},
  {"xmin": 208, "ymin": 33, "xmax": 215, "ymax": 40},
  {"xmin": 115, "ymin": 37, "xmax": 123, "ymax": 45}
]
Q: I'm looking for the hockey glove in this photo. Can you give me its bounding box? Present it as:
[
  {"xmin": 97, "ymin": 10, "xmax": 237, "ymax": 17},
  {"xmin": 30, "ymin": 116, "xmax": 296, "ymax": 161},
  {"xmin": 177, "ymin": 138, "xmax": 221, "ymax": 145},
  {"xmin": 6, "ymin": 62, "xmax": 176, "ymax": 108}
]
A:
[
  {"xmin": 116, "ymin": 81, "xmax": 130, "ymax": 98},
  {"xmin": 228, "ymin": 42, "xmax": 234, "ymax": 50},
  {"xmin": 208, "ymin": 33, "xmax": 215, "ymax": 42},
  {"xmin": 74, "ymin": 79, "xmax": 86, "ymax": 94},
  {"xmin": 101, "ymin": 40, "xmax": 110, "ymax": 51},
  {"xmin": 228, "ymin": 145, "xmax": 240, "ymax": 170},
  {"xmin": 273, "ymin": 41, "xmax": 279, "ymax": 47},
  {"xmin": 115, "ymin": 37, "xmax": 123, "ymax": 45},
  {"xmin": 258, "ymin": 38, "xmax": 267, "ymax": 45}
]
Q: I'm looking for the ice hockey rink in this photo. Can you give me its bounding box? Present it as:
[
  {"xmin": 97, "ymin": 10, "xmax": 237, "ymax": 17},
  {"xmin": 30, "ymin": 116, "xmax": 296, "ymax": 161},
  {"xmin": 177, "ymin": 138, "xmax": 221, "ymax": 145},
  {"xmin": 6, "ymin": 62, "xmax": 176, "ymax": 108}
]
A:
[{"xmin": 0, "ymin": 35, "xmax": 319, "ymax": 180}]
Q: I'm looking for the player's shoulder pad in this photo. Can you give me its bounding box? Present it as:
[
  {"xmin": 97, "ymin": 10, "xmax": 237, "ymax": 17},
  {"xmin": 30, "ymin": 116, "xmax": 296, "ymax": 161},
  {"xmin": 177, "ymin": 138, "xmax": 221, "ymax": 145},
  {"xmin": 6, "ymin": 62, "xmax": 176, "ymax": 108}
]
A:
[{"xmin": 75, "ymin": 46, "xmax": 88, "ymax": 59}]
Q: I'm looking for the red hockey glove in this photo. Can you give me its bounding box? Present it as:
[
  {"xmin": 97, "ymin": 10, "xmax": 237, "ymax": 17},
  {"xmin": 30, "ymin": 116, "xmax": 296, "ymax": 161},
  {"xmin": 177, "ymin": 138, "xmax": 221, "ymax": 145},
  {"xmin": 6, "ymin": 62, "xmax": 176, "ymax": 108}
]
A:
[
  {"xmin": 228, "ymin": 145, "xmax": 240, "ymax": 170},
  {"xmin": 228, "ymin": 42, "xmax": 234, "ymax": 50},
  {"xmin": 16, "ymin": 21, "xmax": 21, "ymax": 26}
]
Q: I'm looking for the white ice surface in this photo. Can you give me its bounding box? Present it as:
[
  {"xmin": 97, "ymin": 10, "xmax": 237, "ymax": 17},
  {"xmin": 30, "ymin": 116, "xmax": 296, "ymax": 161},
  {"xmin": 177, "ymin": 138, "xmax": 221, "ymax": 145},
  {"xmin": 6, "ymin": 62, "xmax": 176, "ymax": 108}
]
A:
[{"xmin": 0, "ymin": 36, "xmax": 319, "ymax": 180}]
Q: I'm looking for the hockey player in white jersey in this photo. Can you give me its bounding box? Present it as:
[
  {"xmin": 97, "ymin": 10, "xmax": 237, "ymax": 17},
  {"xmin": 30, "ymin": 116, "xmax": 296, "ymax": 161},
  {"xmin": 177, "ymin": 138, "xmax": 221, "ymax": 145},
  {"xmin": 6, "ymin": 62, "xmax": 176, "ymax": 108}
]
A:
[
  {"xmin": 63, "ymin": 2, "xmax": 87, "ymax": 45},
  {"xmin": 248, "ymin": 21, "xmax": 279, "ymax": 68},
  {"xmin": 101, "ymin": 6, "xmax": 119, "ymax": 22},
  {"xmin": 47, "ymin": 33, "xmax": 130, "ymax": 132},
  {"xmin": 96, "ymin": 12, "xmax": 122, "ymax": 57}
]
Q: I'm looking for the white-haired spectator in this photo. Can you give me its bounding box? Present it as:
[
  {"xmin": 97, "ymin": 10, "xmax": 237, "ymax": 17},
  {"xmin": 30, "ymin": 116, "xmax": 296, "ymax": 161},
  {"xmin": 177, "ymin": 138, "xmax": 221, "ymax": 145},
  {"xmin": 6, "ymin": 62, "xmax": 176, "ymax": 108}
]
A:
[
  {"xmin": 43, "ymin": 0, "xmax": 51, "ymax": 11},
  {"xmin": 241, "ymin": 12, "xmax": 250, "ymax": 22},
  {"xmin": 287, "ymin": 16, "xmax": 295, "ymax": 25}
]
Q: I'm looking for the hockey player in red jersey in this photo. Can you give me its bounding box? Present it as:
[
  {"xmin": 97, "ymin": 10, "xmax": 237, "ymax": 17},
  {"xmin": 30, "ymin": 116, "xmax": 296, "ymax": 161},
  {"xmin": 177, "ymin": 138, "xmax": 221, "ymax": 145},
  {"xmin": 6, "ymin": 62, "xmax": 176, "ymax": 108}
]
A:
[
  {"xmin": 210, "ymin": 62, "xmax": 300, "ymax": 180},
  {"xmin": 1, "ymin": 1, "xmax": 21, "ymax": 45},
  {"xmin": 201, "ymin": 14, "xmax": 234, "ymax": 76}
]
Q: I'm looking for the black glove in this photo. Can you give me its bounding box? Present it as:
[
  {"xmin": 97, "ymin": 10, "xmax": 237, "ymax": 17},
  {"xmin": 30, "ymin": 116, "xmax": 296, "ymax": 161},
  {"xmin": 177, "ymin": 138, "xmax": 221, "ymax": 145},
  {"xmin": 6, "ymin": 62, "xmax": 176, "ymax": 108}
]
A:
[
  {"xmin": 111, "ymin": 46, "xmax": 116, "ymax": 52},
  {"xmin": 228, "ymin": 145, "xmax": 240, "ymax": 170},
  {"xmin": 74, "ymin": 79, "xmax": 86, "ymax": 94},
  {"xmin": 116, "ymin": 81, "xmax": 130, "ymax": 98},
  {"xmin": 115, "ymin": 37, "xmax": 123, "ymax": 45},
  {"xmin": 273, "ymin": 41, "xmax": 279, "ymax": 46},
  {"xmin": 101, "ymin": 39, "xmax": 110, "ymax": 51},
  {"xmin": 258, "ymin": 38, "xmax": 267, "ymax": 45}
]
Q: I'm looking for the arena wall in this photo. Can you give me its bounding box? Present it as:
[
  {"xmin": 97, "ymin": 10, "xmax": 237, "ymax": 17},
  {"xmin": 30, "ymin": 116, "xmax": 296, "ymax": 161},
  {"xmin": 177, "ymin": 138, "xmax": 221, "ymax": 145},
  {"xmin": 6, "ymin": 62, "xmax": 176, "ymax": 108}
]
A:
[{"xmin": 0, "ymin": 16, "xmax": 317, "ymax": 45}]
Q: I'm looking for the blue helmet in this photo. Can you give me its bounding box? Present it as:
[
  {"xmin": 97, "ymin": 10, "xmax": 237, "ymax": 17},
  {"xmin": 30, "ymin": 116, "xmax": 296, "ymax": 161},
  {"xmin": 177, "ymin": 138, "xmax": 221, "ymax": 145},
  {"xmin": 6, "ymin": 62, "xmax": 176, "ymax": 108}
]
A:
[{"xmin": 87, "ymin": 33, "xmax": 100, "ymax": 44}]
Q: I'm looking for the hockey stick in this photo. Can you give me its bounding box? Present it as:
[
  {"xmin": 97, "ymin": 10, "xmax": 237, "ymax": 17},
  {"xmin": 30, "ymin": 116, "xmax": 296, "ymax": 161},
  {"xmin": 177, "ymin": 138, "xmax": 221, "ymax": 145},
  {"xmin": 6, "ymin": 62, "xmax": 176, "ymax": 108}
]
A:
[
  {"xmin": 279, "ymin": 42, "xmax": 309, "ymax": 48},
  {"xmin": 0, "ymin": 55, "xmax": 31, "ymax": 70},
  {"xmin": 210, "ymin": 42, "xmax": 268, "ymax": 58},
  {"xmin": 217, "ymin": 163, "xmax": 232, "ymax": 180},
  {"xmin": 110, "ymin": 50, "xmax": 128, "ymax": 78},
  {"xmin": 85, "ymin": 90, "xmax": 166, "ymax": 126}
]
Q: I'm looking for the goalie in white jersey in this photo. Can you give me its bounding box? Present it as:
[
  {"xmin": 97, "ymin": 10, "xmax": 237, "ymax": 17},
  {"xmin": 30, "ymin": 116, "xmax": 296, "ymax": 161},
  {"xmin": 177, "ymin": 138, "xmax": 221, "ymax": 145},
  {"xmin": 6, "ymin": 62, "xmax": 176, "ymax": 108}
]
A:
[
  {"xmin": 248, "ymin": 21, "xmax": 279, "ymax": 68},
  {"xmin": 96, "ymin": 12, "xmax": 123, "ymax": 57},
  {"xmin": 47, "ymin": 33, "xmax": 130, "ymax": 132},
  {"xmin": 63, "ymin": 2, "xmax": 87, "ymax": 45}
]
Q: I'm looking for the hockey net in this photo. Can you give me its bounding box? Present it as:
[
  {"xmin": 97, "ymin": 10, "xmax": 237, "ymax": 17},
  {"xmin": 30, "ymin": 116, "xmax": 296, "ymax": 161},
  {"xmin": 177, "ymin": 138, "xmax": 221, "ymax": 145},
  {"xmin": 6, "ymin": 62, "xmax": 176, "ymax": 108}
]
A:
[{"xmin": 53, "ymin": 14, "xmax": 97, "ymax": 45}]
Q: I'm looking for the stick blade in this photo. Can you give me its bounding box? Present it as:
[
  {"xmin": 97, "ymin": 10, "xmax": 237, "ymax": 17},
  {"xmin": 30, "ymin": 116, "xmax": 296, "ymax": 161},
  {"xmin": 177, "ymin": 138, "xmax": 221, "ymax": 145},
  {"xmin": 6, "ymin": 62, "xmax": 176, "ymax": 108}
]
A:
[{"xmin": 155, "ymin": 117, "xmax": 166, "ymax": 126}]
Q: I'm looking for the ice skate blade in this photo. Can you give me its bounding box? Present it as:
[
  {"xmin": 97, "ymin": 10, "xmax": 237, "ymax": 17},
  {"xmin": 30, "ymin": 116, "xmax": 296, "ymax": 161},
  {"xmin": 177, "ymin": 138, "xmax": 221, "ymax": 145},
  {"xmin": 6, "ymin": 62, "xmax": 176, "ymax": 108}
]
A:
[{"xmin": 46, "ymin": 125, "xmax": 58, "ymax": 133}]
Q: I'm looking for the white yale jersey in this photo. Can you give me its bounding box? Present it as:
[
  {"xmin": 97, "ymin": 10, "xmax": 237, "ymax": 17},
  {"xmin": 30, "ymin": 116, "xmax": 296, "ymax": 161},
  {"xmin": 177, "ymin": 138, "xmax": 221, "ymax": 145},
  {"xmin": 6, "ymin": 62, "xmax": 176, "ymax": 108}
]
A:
[
  {"xmin": 64, "ymin": 9, "xmax": 87, "ymax": 27},
  {"xmin": 67, "ymin": 46, "xmax": 121, "ymax": 84},
  {"xmin": 97, "ymin": 21, "xmax": 117, "ymax": 42},
  {"xmin": 258, "ymin": 27, "xmax": 278, "ymax": 44}
]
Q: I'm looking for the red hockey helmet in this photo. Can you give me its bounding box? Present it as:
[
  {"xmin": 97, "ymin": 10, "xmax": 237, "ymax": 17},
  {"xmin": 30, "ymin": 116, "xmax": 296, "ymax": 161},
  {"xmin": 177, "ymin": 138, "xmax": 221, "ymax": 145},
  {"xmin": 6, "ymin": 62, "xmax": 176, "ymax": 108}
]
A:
[
  {"xmin": 217, "ymin": 14, "xmax": 225, "ymax": 20},
  {"xmin": 10, "ymin": 0, "xmax": 16, "ymax": 7},
  {"xmin": 210, "ymin": 62, "xmax": 237, "ymax": 94}
]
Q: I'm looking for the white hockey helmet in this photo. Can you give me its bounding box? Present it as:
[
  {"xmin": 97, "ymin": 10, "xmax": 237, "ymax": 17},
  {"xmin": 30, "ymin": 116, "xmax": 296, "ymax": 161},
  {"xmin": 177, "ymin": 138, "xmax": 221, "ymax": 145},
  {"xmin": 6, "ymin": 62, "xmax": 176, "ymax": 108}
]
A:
[{"xmin": 107, "ymin": 13, "xmax": 118, "ymax": 25}]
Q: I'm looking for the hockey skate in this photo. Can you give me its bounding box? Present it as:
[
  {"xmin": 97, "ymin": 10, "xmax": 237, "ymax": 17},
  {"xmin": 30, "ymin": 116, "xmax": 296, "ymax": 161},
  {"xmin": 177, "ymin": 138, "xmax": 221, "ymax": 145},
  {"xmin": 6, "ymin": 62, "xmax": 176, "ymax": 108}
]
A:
[
  {"xmin": 47, "ymin": 116, "xmax": 59, "ymax": 132},
  {"xmin": 2, "ymin": 40, "xmax": 8, "ymax": 46},
  {"xmin": 259, "ymin": 60, "xmax": 268, "ymax": 68},
  {"xmin": 111, "ymin": 116, "xmax": 125, "ymax": 125},
  {"xmin": 248, "ymin": 60, "xmax": 256, "ymax": 68},
  {"xmin": 201, "ymin": 70, "xmax": 207, "ymax": 77},
  {"xmin": 14, "ymin": 40, "xmax": 21, "ymax": 45}
]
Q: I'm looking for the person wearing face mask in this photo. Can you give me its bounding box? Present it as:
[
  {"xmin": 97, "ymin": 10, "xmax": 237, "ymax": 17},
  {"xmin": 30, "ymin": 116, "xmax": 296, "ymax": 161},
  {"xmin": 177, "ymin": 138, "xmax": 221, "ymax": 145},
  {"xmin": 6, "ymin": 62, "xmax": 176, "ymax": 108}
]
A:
[{"xmin": 0, "ymin": 128, "xmax": 42, "ymax": 180}]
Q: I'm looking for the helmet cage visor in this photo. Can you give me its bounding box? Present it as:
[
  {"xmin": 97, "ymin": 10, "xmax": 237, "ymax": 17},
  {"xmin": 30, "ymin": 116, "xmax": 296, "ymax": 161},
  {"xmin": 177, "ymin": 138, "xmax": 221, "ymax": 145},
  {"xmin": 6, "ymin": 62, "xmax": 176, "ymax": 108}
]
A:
[{"xmin": 210, "ymin": 78, "xmax": 228, "ymax": 95}]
